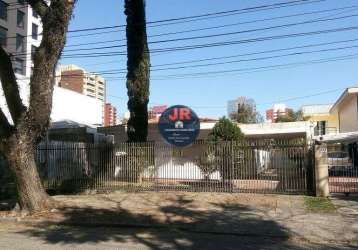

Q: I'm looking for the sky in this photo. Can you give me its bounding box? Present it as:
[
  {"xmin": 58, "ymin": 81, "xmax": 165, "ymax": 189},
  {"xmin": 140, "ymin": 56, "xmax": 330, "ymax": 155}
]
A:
[{"xmin": 60, "ymin": 0, "xmax": 358, "ymax": 119}]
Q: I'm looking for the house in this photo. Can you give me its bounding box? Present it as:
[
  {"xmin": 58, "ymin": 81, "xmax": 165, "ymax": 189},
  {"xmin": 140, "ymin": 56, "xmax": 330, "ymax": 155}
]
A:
[
  {"xmin": 312, "ymin": 87, "xmax": 358, "ymax": 142},
  {"xmin": 302, "ymin": 104, "xmax": 338, "ymax": 136},
  {"xmin": 330, "ymin": 87, "xmax": 358, "ymax": 134}
]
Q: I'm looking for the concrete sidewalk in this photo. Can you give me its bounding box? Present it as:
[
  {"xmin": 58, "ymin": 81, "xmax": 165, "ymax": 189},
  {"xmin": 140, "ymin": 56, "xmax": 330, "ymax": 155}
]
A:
[{"xmin": 1, "ymin": 192, "xmax": 357, "ymax": 249}]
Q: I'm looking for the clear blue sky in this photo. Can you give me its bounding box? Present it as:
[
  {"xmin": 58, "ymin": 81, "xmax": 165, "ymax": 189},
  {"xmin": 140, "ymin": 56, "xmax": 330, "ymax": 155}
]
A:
[{"xmin": 60, "ymin": 0, "xmax": 358, "ymax": 119}]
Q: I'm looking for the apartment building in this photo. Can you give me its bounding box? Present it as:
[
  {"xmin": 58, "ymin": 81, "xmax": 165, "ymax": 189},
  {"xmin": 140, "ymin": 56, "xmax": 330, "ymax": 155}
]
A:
[
  {"xmin": 104, "ymin": 103, "xmax": 117, "ymax": 127},
  {"xmin": 0, "ymin": 0, "xmax": 42, "ymax": 78},
  {"xmin": 0, "ymin": 3, "xmax": 104, "ymax": 126},
  {"xmin": 59, "ymin": 64, "xmax": 106, "ymax": 103},
  {"xmin": 266, "ymin": 104, "xmax": 293, "ymax": 122}
]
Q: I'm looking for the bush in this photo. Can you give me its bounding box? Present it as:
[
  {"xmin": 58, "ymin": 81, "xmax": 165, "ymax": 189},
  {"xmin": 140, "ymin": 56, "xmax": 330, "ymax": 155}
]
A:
[{"xmin": 209, "ymin": 117, "xmax": 244, "ymax": 142}]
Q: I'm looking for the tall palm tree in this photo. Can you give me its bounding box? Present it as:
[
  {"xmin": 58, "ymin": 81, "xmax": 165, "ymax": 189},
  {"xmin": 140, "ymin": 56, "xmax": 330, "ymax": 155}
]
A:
[{"xmin": 124, "ymin": 0, "xmax": 150, "ymax": 142}]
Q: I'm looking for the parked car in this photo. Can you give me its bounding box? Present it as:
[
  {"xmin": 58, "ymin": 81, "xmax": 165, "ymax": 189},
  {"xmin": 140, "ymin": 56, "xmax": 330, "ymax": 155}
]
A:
[{"xmin": 328, "ymin": 151, "xmax": 353, "ymax": 176}]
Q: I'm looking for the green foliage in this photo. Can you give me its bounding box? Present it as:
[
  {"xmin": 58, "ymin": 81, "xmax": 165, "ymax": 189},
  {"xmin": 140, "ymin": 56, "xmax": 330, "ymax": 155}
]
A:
[
  {"xmin": 275, "ymin": 109, "xmax": 307, "ymax": 123},
  {"xmin": 209, "ymin": 117, "xmax": 244, "ymax": 142},
  {"xmin": 125, "ymin": 0, "xmax": 150, "ymax": 142},
  {"xmin": 197, "ymin": 145, "xmax": 218, "ymax": 179},
  {"xmin": 304, "ymin": 196, "xmax": 336, "ymax": 213}
]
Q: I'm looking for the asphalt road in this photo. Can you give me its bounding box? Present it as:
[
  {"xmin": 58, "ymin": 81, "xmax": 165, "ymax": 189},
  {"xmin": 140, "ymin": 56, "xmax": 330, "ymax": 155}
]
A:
[{"xmin": 0, "ymin": 226, "xmax": 356, "ymax": 250}]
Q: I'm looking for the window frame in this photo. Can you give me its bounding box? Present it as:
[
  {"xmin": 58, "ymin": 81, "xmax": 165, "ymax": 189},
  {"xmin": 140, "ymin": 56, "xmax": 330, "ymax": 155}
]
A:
[
  {"xmin": 0, "ymin": 25, "xmax": 7, "ymax": 47},
  {"xmin": 0, "ymin": 0, "xmax": 8, "ymax": 21},
  {"xmin": 17, "ymin": 10, "xmax": 25, "ymax": 28},
  {"xmin": 32, "ymin": 23, "xmax": 38, "ymax": 40},
  {"xmin": 16, "ymin": 33, "xmax": 25, "ymax": 52}
]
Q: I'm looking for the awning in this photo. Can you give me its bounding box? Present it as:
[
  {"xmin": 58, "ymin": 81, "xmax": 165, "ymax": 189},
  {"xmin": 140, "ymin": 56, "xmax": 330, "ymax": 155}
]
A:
[{"xmin": 314, "ymin": 132, "xmax": 358, "ymax": 143}]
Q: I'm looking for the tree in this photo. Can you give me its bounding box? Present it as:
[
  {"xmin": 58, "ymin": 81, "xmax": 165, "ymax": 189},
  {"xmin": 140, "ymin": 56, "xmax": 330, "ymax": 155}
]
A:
[
  {"xmin": 229, "ymin": 99, "xmax": 262, "ymax": 124},
  {"xmin": 275, "ymin": 109, "xmax": 306, "ymax": 123},
  {"xmin": 209, "ymin": 117, "xmax": 244, "ymax": 142},
  {"xmin": 0, "ymin": 0, "xmax": 76, "ymax": 213},
  {"xmin": 208, "ymin": 117, "xmax": 243, "ymax": 183},
  {"xmin": 125, "ymin": 0, "xmax": 150, "ymax": 142}
]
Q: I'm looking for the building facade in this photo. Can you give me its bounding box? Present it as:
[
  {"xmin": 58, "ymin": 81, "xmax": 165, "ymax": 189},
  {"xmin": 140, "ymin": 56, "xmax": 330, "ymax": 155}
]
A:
[
  {"xmin": 0, "ymin": 0, "xmax": 42, "ymax": 77},
  {"xmin": 301, "ymin": 104, "xmax": 338, "ymax": 135},
  {"xmin": 104, "ymin": 103, "xmax": 117, "ymax": 127},
  {"xmin": 0, "ymin": 3, "xmax": 103, "ymax": 127},
  {"xmin": 148, "ymin": 105, "xmax": 167, "ymax": 123},
  {"xmin": 330, "ymin": 87, "xmax": 358, "ymax": 133},
  {"xmin": 59, "ymin": 64, "xmax": 106, "ymax": 103},
  {"xmin": 266, "ymin": 104, "xmax": 292, "ymax": 122},
  {"xmin": 0, "ymin": 0, "xmax": 44, "ymax": 122}
]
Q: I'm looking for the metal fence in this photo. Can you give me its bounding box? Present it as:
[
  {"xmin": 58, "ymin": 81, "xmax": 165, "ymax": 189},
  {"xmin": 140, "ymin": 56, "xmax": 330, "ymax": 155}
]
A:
[
  {"xmin": 327, "ymin": 143, "xmax": 358, "ymax": 194},
  {"xmin": 35, "ymin": 139, "xmax": 313, "ymax": 194}
]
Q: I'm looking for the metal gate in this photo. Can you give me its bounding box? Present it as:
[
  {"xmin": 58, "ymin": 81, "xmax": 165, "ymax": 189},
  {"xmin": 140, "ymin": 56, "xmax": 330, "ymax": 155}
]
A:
[
  {"xmin": 36, "ymin": 139, "xmax": 312, "ymax": 194},
  {"xmin": 328, "ymin": 143, "xmax": 358, "ymax": 194}
]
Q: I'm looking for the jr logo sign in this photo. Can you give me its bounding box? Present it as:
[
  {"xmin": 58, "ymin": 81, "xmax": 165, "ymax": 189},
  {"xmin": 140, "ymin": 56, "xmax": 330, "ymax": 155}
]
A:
[{"xmin": 158, "ymin": 105, "xmax": 200, "ymax": 147}]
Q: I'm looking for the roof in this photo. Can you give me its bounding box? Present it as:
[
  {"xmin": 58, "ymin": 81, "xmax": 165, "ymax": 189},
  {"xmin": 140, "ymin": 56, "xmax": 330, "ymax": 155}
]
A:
[
  {"xmin": 301, "ymin": 104, "xmax": 333, "ymax": 116},
  {"xmin": 330, "ymin": 87, "xmax": 358, "ymax": 113},
  {"xmin": 314, "ymin": 131, "xmax": 358, "ymax": 143}
]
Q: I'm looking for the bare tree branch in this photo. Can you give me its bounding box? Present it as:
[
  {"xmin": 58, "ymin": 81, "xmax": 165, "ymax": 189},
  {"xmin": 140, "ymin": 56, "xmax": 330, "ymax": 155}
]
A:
[
  {"xmin": 0, "ymin": 47, "xmax": 26, "ymax": 125},
  {"xmin": 27, "ymin": 0, "xmax": 49, "ymax": 18}
]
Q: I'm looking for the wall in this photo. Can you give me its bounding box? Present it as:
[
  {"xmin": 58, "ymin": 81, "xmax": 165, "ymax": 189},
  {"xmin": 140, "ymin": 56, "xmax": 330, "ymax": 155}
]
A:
[
  {"xmin": 52, "ymin": 87, "xmax": 103, "ymax": 126},
  {"xmin": 59, "ymin": 69, "xmax": 85, "ymax": 94},
  {"xmin": 339, "ymin": 94, "xmax": 358, "ymax": 133}
]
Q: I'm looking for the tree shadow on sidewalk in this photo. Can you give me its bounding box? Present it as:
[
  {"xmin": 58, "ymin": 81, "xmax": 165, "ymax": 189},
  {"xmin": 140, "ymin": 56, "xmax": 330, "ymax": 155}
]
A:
[{"xmin": 17, "ymin": 194, "xmax": 355, "ymax": 249}]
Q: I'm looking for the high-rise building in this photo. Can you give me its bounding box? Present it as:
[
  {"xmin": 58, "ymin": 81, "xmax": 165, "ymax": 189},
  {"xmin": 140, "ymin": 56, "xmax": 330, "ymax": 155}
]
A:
[
  {"xmin": 59, "ymin": 64, "xmax": 106, "ymax": 103},
  {"xmin": 104, "ymin": 103, "xmax": 117, "ymax": 127},
  {"xmin": 0, "ymin": 0, "xmax": 43, "ymax": 78},
  {"xmin": 266, "ymin": 104, "xmax": 292, "ymax": 122},
  {"xmin": 227, "ymin": 97, "xmax": 256, "ymax": 117},
  {"xmin": 0, "ymin": 2, "xmax": 103, "ymax": 127},
  {"xmin": 149, "ymin": 105, "xmax": 167, "ymax": 119},
  {"xmin": 0, "ymin": 0, "xmax": 45, "ymax": 121}
]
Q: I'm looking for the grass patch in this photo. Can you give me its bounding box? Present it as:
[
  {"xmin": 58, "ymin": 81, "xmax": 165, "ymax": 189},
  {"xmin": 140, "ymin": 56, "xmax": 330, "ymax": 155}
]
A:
[{"xmin": 304, "ymin": 196, "xmax": 336, "ymax": 213}]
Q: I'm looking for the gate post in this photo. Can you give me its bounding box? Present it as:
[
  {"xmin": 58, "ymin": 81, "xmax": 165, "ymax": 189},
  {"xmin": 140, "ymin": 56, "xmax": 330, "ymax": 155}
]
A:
[{"xmin": 315, "ymin": 143, "xmax": 329, "ymax": 197}]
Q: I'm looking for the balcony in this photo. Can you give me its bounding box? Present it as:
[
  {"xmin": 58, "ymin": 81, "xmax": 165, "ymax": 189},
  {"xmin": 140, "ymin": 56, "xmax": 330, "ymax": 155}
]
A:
[{"xmin": 314, "ymin": 126, "xmax": 338, "ymax": 136}]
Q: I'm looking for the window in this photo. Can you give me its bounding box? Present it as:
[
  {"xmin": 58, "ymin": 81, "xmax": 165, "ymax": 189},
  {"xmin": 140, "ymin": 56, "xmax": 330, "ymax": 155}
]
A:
[
  {"xmin": 0, "ymin": 0, "xmax": 8, "ymax": 21},
  {"xmin": 14, "ymin": 58, "xmax": 24, "ymax": 75},
  {"xmin": 17, "ymin": 0, "xmax": 25, "ymax": 5},
  {"xmin": 31, "ymin": 45, "xmax": 37, "ymax": 61},
  {"xmin": 16, "ymin": 34, "xmax": 24, "ymax": 52},
  {"xmin": 17, "ymin": 10, "xmax": 25, "ymax": 28},
  {"xmin": 32, "ymin": 23, "xmax": 38, "ymax": 40},
  {"xmin": 32, "ymin": 10, "xmax": 38, "ymax": 18},
  {"xmin": 0, "ymin": 26, "xmax": 7, "ymax": 47}
]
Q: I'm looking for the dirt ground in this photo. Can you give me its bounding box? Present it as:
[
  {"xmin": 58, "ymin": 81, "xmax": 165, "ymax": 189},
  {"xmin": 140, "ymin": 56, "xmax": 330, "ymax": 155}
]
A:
[{"xmin": 0, "ymin": 192, "xmax": 358, "ymax": 249}]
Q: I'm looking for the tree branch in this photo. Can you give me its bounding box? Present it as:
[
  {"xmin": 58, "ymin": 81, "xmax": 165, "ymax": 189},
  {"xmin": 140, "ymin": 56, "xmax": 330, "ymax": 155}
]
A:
[
  {"xmin": 0, "ymin": 47, "xmax": 26, "ymax": 124},
  {"xmin": 23, "ymin": 0, "xmax": 76, "ymax": 142},
  {"xmin": 27, "ymin": 0, "xmax": 49, "ymax": 18},
  {"xmin": 0, "ymin": 107, "xmax": 12, "ymax": 139}
]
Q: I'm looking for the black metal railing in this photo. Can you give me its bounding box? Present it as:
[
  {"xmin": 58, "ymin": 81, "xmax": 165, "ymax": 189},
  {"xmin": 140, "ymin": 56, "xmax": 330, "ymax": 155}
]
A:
[{"xmin": 35, "ymin": 139, "xmax": 312, "ymax": 194}]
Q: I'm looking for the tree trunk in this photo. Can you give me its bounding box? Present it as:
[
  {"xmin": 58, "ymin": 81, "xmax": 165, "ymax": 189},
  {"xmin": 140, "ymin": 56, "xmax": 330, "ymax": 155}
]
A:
[
  {"xmin": 125, "ymin": 0, "xmax": 150, "ymax": 142},
  {"xmin": 4, "ymin": 138, "xmax": 54, "ymax": 213}
]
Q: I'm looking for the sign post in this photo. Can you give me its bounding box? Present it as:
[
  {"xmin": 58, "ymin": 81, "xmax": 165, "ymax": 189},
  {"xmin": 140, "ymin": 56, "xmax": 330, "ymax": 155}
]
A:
[{"xmin": 158, "ymin": 105, "xmax": 200, "ymax": 147}]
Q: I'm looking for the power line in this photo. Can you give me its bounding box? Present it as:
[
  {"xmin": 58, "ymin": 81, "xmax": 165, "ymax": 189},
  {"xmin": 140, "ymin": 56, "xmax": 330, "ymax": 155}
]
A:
[
  {"xmin": 106, "ymin": 88, "xmax": 343, "ymax": 110},
  {"xmin": 52, "ymin": 25, "xmax": 358, "ymax": 59},
  {"xmin": 149, "ymin": 53, "xmax": 358, "ymax": 80},
  {"xmin": 66, "ymin": 0, "xmax": 327, "ymax": 38},
  {"xmin": 62, "ymin": 13, "xmax": 358, "ymax": 53},
  {"xmin": 67, "ymin": 0, "xmax": 325, "ymax": 34}
]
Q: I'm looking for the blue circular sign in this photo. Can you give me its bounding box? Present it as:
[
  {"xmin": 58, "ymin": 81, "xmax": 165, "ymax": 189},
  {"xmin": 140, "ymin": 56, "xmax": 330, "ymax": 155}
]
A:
[{"xmin": 158, "ymin": 105, "xmax": 200, "ymax": 147}]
